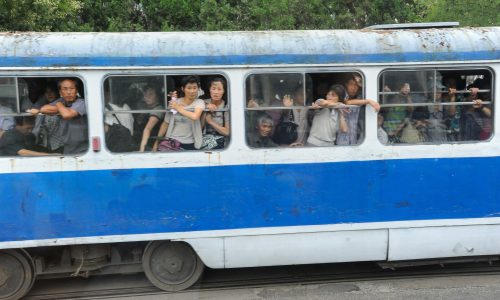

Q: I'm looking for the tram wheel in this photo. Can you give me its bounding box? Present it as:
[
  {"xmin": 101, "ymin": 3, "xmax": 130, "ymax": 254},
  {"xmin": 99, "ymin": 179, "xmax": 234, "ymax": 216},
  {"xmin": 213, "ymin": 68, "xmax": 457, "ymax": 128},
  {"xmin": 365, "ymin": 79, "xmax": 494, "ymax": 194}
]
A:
[
  {"xmin": 142, "ymin": 241, "xmax": 205, "ymax": 292},
  {"xmin": 0, "ymin": 250, "xmax": 35, "ymax": 300}
]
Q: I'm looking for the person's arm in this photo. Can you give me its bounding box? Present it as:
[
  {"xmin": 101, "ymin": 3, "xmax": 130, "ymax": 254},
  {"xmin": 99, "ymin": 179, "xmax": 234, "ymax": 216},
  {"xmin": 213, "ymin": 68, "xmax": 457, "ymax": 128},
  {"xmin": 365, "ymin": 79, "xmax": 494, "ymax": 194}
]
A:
[
  {"xmin": 315, "ymin": 99, "xmax": 340, "ymax": 108},
  {"xmin": 205, "ymin": 113, "xmax": 230, "ymax": 136},
  {"xmin": 152, "ymin": 120, "xmax": 169, "ymax": 152},
  {"xmin": 345, "ymin": 99, "xmax": 380, "ymax": 112},
  {"xmin": 55, "ymin": 102, "xmax": 79, "ymax": 120},
  {"xmin": 139, "ymin": 116, "xmax": 160, "ymax": 152},
  {"xmin": 170, "ymin": 102, "xmax": 204, "ymax": 121},
  {"xmin": 473, "ymin": 100, "xmax": 492, "ymax": 117},
  {"xmin": 40, "ymin": 103, "xmax": 59, "ymax": 115},
  {"xmin": 17, "ymin": 149, "xmax": 51, "ymax": 156}
]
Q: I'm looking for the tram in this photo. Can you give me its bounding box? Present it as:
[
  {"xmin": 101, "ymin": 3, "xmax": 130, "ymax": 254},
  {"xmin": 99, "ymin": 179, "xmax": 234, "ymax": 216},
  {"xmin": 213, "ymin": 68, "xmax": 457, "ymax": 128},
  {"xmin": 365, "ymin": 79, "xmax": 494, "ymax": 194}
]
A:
[{"xmin": 0, "ymin": 25, "xmax": 499, "ymax": 299}]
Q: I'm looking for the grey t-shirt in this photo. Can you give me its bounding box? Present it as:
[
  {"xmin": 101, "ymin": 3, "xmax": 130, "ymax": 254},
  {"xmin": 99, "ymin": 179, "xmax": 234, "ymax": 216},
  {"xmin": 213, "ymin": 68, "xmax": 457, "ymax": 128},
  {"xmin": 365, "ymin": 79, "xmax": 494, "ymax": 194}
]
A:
[
  {"xmin": 52, "ymin": 97, "xmax": 88, "ymax": 154},
  {"xmin": 307, "ymin": 108, "xmax": 339, "ymax": 147},
  {"xmin": 165, "ymin": 99, "xmax": 205, "ymax": 144},
  {"xmin": 204, "ymin": 99, "xmax": 228, "ymax": 135}
]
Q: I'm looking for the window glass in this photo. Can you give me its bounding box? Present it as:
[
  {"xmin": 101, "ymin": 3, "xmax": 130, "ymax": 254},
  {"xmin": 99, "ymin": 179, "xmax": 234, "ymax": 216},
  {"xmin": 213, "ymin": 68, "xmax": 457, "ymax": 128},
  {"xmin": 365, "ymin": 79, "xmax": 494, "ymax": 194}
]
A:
[
  {"xmin": 378, "ymin": 69, "xmax": 493, "ymax": 144},
  {"xmin": 0, "ymin": 76, "xmax": 87, "ymax": 156},
  {"xmin": 245, "ymin": 71, "xmax": 364, "ymax": 148},
  {"xmin": 104, "ymin": 74, "xmax": 229, "ymax": 153},
  {"xmin": 0, "ymin": 77, "xmax": 17, "ymax": 114}
]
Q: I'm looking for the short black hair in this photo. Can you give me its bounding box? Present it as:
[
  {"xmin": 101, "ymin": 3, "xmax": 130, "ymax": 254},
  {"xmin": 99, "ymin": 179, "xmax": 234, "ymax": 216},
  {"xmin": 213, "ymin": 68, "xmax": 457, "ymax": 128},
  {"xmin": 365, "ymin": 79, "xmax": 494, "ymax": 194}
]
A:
[
  {"xmin": 15, "ymin": 116, "xmax": 35, "ymax": 126},
  {"xmin": 57, "ymin": 78, "xmax": 79, "ymax": 89},
  {"xmin": 327, "ymin": 84, "xmax": 346, "ymax": 100},
  {"xmin": 181, "ymin": 75, "xmax": 200, "ymax": 88}
]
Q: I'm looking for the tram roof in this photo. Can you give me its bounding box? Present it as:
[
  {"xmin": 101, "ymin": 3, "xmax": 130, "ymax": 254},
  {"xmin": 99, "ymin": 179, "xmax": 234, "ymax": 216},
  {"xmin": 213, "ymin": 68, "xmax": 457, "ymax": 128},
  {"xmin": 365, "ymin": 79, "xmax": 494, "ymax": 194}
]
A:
[{"xmin": 0, "ymin": 27, "xmax": 499, "ymax": 67}]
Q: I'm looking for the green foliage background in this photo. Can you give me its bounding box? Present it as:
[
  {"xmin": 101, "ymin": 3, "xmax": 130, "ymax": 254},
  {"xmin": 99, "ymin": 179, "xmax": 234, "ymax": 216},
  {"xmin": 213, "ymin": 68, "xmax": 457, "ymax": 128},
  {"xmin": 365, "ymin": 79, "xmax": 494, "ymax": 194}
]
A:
[{"xmin": 0, "ymin": 0, "xmax": 498, "ymax": 31}]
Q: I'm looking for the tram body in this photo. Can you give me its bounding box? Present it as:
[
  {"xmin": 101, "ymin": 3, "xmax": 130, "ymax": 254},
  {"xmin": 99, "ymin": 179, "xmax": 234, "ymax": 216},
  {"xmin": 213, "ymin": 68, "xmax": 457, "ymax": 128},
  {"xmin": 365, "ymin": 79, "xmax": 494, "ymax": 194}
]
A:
[{"xmin": 0, "ymin": 27, "xmax": 499, "ymax": 298}]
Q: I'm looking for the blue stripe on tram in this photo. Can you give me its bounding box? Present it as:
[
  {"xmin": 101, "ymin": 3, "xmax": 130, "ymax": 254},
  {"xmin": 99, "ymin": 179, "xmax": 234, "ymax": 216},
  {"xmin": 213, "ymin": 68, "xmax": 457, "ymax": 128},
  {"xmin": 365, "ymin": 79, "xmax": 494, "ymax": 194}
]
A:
[
  {"xmin": 0, "ymin": 51, "xmax": 499, "ymax": 67},
  {"xmin": 1, "ymin": 156, "xmax": 499, "ymax": 242}
]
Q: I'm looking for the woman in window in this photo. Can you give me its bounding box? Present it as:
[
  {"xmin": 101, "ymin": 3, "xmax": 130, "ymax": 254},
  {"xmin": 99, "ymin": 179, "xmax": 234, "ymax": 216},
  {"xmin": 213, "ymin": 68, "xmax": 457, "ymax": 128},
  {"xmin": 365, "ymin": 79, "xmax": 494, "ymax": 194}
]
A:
[
  {"xmin": 200, "ymin": 77, "xmax": 229, "ymax": 150},
  {"xmin": 154, "ymin": 75, "xmax": 205, "ymax": 151},
  {"xmin": 306, "ymin": 84, "xmax": 348, "ymax": 147},
  {"xmin": 138, "ymin": 85, "xmax": 165, "ymax": 152}
]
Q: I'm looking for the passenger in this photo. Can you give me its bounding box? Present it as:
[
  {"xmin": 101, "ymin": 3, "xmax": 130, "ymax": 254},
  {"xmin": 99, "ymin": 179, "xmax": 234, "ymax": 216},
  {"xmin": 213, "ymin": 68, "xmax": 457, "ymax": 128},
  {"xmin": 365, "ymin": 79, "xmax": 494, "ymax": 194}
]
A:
[
  {"xmin": 343, "ymin": 74, "xmax": 380, "ymax": 142},
  {"xmin": 0, "ymin": 101, "xmax": 14, "ymax": 138},
  {"xmin": 137, "ymin": 85, "xmax": 165, "ymax": 152},
  {"xmin": 104, "ymin": 85, "xmax": 135, "ymax": 136},
  {"xmin": 21, "ymin": 79, "xmax": 46, "ymax": 112},
  {"xmin": 306, "ymin": 84, "xmax": 348, "ymax": 147},
  {"xmin": 200, "ymin": 77, "xmax": 229, "ymax": 150},
  {"xmin": 377, "ymin": 114, "xmax": 389, "ymax": 145},
  {"xmin": 247, "ymin": 114, "xmax": 277, "ymax": 148},
  {"xmin": 462, "ymin": 84, "xmax": 492, "ymax": 141},
  {"xmin": 274, "ymin": 88, "xmax": 310, "ymax": 146},
  {"xmin": 29, "ymin": 82, "xmax": 64, "ymax": 153},
  {"xmin": 153, "ymin": 75, "xmax": 205, "ymax": 151},
  {"xmin": 425, "ymin": 83, "xmax": 449, "ymax": 143},
  {"xmin": 443, "ymin": 76, "xmax": 463, "ymax": 141},
  {"xmin": 381, "ymin": 82, "xmax": 413, "ymax": 143},
  {"xmin": 104, "ymin": 84, "xmax": 136, "ymax": 152},
  {"xmin": 0, "ymin": 117, "xmax": 51, "ymax": 156},
  {"xmin": 40, "ymin": 78, "xmax": 88, "ymax": 154},
  {"xmin": 247, "ymin": 95, "xmax": 282, "ymax": 127}
]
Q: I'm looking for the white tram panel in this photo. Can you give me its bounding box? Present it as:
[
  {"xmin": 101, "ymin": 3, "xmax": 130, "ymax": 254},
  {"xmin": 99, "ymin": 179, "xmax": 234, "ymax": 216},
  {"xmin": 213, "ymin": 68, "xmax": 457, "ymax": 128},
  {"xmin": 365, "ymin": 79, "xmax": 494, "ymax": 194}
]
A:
[
  {"xmin": 223, "ymin": 229, "xmax": 387, "ymax": 268},
  {"xmin": 388, "ymin": 224, "xmax": 500, "ymax": 261}
]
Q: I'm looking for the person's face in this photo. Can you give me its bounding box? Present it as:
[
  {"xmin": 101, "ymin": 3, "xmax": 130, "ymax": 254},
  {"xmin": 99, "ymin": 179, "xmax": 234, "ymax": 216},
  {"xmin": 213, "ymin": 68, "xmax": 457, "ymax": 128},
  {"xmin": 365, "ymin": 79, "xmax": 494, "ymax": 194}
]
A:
[
  {"xmin": 210, "ymin": 82, "xmax": 224, "ymax": 101},
  {"xmin": 294, "ymin": 90, "xmax": 305, "ymax": 105},
  {"xmin": 346, "ymin": 79, "xmax": 359, "ymax": 98},
  {"xmin": 18, "ymin": 123, "xmax": 34, "ymax": 135},
  {"xmin": 45, "ymin": 88, "xmax": 57, "ymax": 101},
  {"xmin": 59, "ymin": 80, "xmax": 77, "ymax": 102},
  {"xmin": 377, "ymin": 114, "xmax": 384, "ymax": 127},
  {"xmin": 435, "ymin": 90, "xmax": 443, "ymax": 101},
  {"xmin": 326, "ymin": 91, "xmax": 339, "ymax": 102},
  {"xmin": 400, "ymin": 83, "xmax": 410, "ymax": 96},
  {"xmin": 143, "ymin": 88, "xmax": 158, "ymax": 106},
  {"xmin": 182, "ymin": 83, "xmax": 199, "ymax": 101},
  {"xmin": 258, "ymin": 122, "xmax": 273, "ymax": 137}
]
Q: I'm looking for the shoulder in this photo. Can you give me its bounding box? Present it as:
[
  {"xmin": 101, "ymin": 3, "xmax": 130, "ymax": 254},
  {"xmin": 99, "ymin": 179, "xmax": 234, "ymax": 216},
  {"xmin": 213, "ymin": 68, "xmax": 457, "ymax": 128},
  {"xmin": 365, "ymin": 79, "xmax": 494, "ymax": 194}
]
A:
[{"xmin": 194, "ymin": 99, "xmax": 205, "ymax": 108}]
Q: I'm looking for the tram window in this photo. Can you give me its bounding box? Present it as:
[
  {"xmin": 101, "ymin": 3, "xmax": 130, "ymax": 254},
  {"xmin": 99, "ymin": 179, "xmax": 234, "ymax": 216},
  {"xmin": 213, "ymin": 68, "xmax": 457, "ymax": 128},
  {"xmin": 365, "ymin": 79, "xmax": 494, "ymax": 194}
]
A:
[
  {"xmin": 378, "ymin": 68, "xmax": 493, "ymax": 145},
  {"xmin": 0, "ymin": 76, "xmax": 88, "ymax": 156},
  {"xmin": 244, "ymin": 71, "xmax": 365, "ymax": 148},
  {"xmin": 103, "ymin": 74, "xmax": 229, "ymax": 153}
]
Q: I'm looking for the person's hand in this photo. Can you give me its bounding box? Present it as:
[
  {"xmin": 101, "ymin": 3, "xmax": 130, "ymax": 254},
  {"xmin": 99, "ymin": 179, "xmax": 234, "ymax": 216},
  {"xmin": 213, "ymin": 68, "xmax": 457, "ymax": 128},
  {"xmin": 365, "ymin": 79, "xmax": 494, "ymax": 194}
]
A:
[
  {"xmin": 368, "ymin": 100, "xmax": 380, "ymax": 112},
  {"xmin": 311, "ymin": 100, "xmax": 322, "ymax": 109},
  {"xmin": 448, "ymin": 88, "xmax": 456, "ymax": 96},
  {"xmin": 206, "ymin": 103, "xmax": 217, "ymax": 111},
  {"xmin": 282, "ymin": 94, "xmax": 293, "ymax": 107},
  {"xmin": 473, "ymin": 99, "xmax": 483, "ymax": 109},
  {"xmin": 169, "ymin": 100, "xmax": 183, "ymax": 110},
  {"xmin": 247, "ymin": 99, "xmax": 259, "ymax": 108},
  {"xmin": 289, "ymin": 142, "xmax": 303, "ymax": 147},
  {"xmin": 27, "ymin": 108, "xmax": 40, "ymax": 115},
  {"xmin": 168, "ymin": 91, "xmax": 178, "ymax": 99}
]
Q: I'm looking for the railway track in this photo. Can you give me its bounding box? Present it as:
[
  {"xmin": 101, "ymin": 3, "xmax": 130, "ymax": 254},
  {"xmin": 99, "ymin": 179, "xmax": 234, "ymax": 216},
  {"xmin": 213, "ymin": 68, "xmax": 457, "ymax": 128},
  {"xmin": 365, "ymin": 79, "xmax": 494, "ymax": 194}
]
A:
[{"xmin": 24, "ymin": 261, "xmax": 500, "ymax": 299}]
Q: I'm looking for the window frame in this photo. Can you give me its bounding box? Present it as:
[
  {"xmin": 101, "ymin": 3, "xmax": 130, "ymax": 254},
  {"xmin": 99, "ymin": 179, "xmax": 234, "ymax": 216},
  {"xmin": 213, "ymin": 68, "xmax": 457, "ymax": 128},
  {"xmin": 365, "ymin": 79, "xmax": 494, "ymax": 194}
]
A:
[
  {"xmin": 377, "ymin": 66, "xmax": 495, "ymax": 145},
  {"xmin": 0, "ymin": 74, "xmax": 89, "ymax": 157},
  {"xmin": 102, "ymin": 71, "xmax": 231, "ymax": 154},
  {"xmin": 243, "ymin": 69, "xmax": 366, "ymax": 149}
]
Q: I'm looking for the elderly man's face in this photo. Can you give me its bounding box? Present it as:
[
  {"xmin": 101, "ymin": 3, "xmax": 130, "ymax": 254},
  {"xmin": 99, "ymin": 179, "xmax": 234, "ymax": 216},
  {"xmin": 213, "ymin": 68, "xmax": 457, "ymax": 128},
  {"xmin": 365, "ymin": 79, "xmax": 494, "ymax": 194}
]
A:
[
  {"xmin": 258, "ymin": 122, "xmax": 273, "ymax": 137},
  {"xmin": 59, "ymin": 80, "xmax": 78, "ymax": 102}
]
